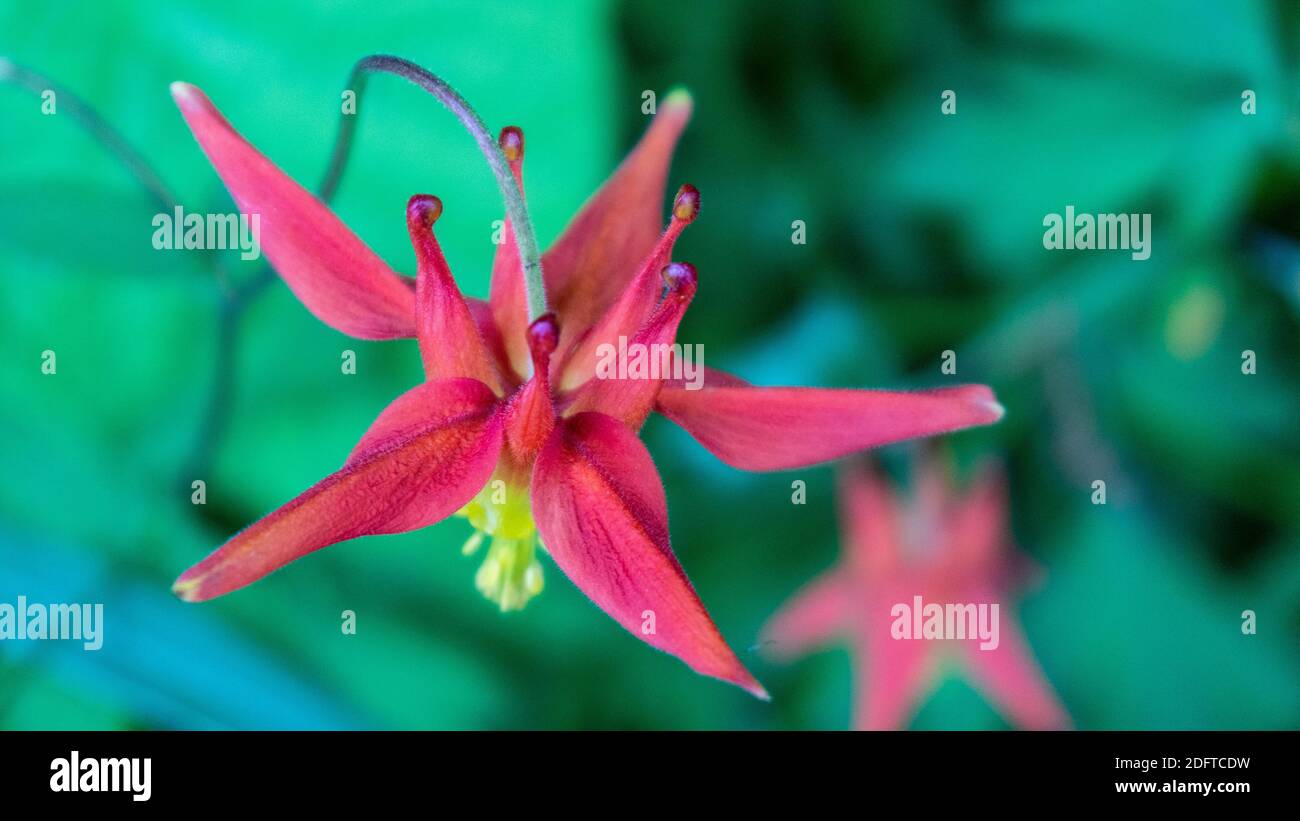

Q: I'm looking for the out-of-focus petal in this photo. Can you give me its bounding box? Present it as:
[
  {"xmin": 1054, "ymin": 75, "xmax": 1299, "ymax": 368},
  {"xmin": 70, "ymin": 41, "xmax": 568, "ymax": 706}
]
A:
[
  {"xmin": 944, "ymin": 462, "xmax": 1010, "ymax": 570},
  {"xmin": 855, "ymin": 589, "xmax": 935, "ymax": 730},
  {"xmin": 760, "ymin": 572, "xmax": 851, "ymax": 660},
  {"xmin": 960, "ymin": 613, "xmax": 1071, "ymax": 730},
  {"xmin": 656, "ymin": 381, "xmax": 1005, "ymax": 471},
  {"xmin": 838, "ymin": 462, "xmax": 903, "ymax": 576},
  {"xmin": 173, "ymin": 380, "xmax": 502, "ymax": 602},
  {"xmin": 171, "ymin": 82, "xmax": 415, "ymax": 339},
  {"xmin": 531, "ymin": 411, "xmax": 766, "ymax": 698}
]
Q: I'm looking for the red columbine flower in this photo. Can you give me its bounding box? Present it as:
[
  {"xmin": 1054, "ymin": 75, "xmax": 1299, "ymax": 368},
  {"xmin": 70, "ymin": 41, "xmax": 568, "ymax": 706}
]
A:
[
  {"xmin": 761, "ymin": 458, "xmax": 1070, "ymax": 727},
  {"xmin": 168, "ymin": 68, "xmax": 1003, "ymax": 698}
]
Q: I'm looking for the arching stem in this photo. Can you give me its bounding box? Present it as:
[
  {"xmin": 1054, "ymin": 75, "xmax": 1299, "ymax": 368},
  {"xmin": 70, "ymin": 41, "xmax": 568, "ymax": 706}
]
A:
[{"xmin": 336, "ymin": 55, "xmax": 548, "ymax": 320}]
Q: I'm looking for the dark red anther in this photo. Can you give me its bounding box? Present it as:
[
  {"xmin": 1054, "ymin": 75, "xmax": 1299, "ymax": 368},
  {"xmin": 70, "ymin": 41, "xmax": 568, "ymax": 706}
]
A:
[
  {"xmin": 661, "ymin": 261, "xmax": 698, "ymax": 295},
  {"xmin": 499, "ymin": 126, "xmax": 525, "ymax": 164},
  {"xmin": 672, "ymin": 184, "xmax": 700, "ymax": 223},
  {"xmin": 527, "ymin": 312, "xmax": 560, "ymax": 360},
  {"xmin": 406, "ymin": 194, "xmax": 443, "ymax": 229}
]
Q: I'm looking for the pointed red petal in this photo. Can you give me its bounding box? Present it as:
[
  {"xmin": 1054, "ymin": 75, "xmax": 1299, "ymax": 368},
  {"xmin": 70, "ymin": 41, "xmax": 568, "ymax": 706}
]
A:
[
  {"xmin": 502, "ymin": 314, "xmax": 558, "ymax": 462},
  {"xmin": 487, "ymin": 126, "xmax": 532, "ymax": 382},
  {"xmin": 563, "ymin": 262, "xmax": 698, "ymax": 429},
  {"xmin": 656, "ymin": 378, "xmax": 1005, "ymax": 471},
  {"xmin": 407, "ymin": 195, "xmax": 499, "ymax": 388},
  {"xmin": 531, "ymin": 411, "xmax": 766, "ymax": 698},
  {"xmin": 959, "ymin": 614, "xmax": 1071, "ymax": 729},
  {"xmin": 556, "ymin": 185, "xmax": 698, "ymax": 389},
  {"xmin": 345, "ymin": 377, "xmax": 501, "ymax": 464},
  {"xmin": 465, "ymin": 296, "xmax": 515, "ymax": 389},
  {"xmin": 760, "ymin": 571, "xmax": 851, "ymax": 660},
  {"xmin": 174, "ymin": 379, "xmax": 502, "ymax": 602},
  {"xmin": 171, "ymin": 82, "xmax": 415, "ymax": 339},
  {"xmin": 542, "ymin": 91, "xmax": 693, "ymax": 344}
]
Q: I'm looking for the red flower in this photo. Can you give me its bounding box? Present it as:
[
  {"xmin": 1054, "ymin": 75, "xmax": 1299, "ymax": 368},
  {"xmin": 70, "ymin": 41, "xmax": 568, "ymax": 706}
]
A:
[
  {"xmin": 762, "ymin": 458, "xmax": 1070, "ymax": 727},
  {"xmin": 169, "ymin": 78, "xmax": 1002, "ymax": 698}
]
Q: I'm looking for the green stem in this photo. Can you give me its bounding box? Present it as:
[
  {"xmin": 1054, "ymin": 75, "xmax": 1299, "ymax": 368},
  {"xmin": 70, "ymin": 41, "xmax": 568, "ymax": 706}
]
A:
[
  {"xmin": 344, "ymin": 55, "xmax": 547, "ymax": 320},
  {"xmin": 0, "ymin": 56, "xmax": 240, "ymax": 293},
  {"xmin": 0, "ymin": 57, "xmax": 177, "ymax": 210},
  {"xmin": 0, "ymin": 55, "xmax": 384, "ymax": 480}
]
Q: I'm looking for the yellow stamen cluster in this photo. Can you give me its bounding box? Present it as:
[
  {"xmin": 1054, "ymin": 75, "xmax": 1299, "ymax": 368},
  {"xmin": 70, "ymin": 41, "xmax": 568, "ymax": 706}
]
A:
[{"xmin": 456, "ymin": 480, "xmax": 544, "ymax": 612}]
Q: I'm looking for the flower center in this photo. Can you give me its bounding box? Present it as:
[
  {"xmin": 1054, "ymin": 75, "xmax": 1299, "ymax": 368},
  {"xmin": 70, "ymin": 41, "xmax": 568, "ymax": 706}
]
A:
[{"xmin": 456, "ymin": 479, "xmax": 544, "ymax": 611}]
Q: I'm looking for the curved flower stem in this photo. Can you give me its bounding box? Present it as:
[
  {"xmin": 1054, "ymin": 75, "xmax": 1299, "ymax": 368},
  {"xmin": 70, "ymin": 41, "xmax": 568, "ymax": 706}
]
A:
[
  {"xmin": 3, "ymin": 55, "xmax": 542, "ymax": 482},
  {"xmin": 1, "ymin": 57, "xmax": 177, "ymax": 211},
  {"xmin": 0, "ymin": 56, "xmax": 239, "ymax": 294},
  {"xmin": 1, "ymin": 56, "xmax": 375, "ymax": 481},
  {"xmin": 337, "ymin": 54, "xmax": 548, "ymax": 320}
]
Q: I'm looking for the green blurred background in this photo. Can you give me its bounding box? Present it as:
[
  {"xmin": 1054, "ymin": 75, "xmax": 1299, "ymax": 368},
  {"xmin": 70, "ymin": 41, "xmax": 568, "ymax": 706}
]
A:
[{"xmin": 2, "ymin": 0, "xmax": 1298, "ymax": 729}]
